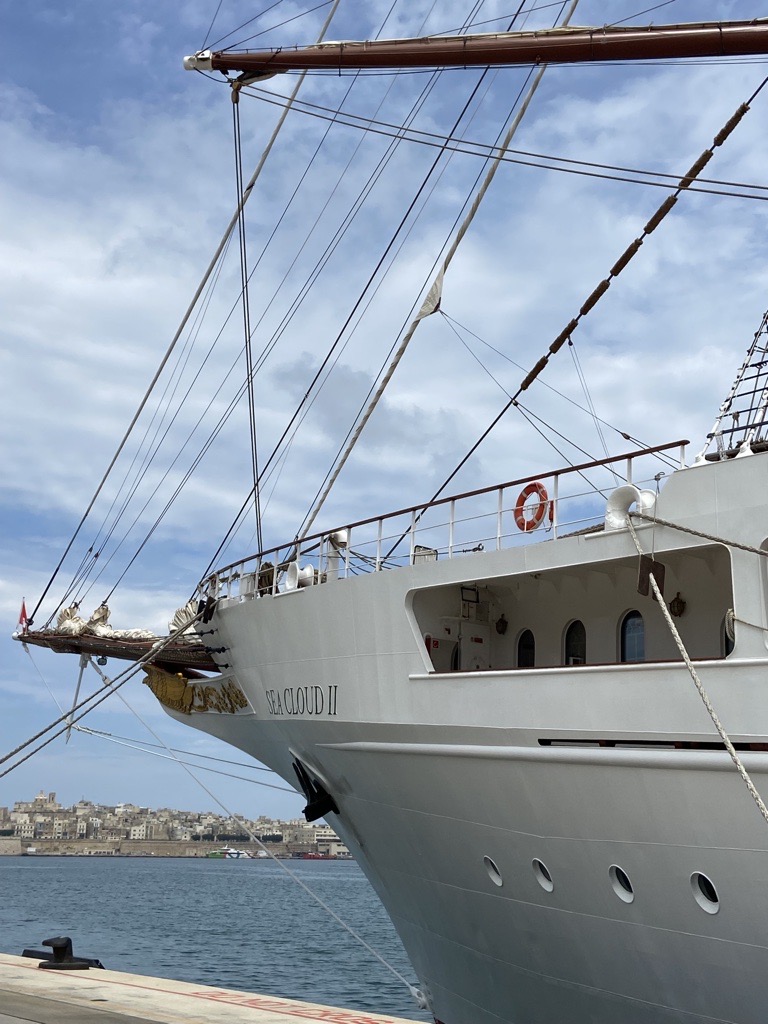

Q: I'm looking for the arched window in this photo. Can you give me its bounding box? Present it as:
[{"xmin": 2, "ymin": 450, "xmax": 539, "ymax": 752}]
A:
[
  {"xmin": 620, "ymin": 610, "xmax": 644, "ymax": 663},
  {"xmin": 565, "ymin": 620, "xmax": 586, "ymax": 665},
  {"xmin": 517, "ymin": 629, "xmax": 535, "ymax": 668}
]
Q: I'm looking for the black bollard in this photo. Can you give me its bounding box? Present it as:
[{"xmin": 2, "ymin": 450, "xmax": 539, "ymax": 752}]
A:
[{"xmin": 21, "ymin": 936, "xmax": 104, "ymax": 970}]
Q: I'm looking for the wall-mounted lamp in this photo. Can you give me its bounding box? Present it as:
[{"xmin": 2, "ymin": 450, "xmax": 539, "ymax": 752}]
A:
[
  {"xmin": 495, "ymin": 614, "xmax": 508, "ymax": 636},
  {"xmin": 669, "ymin": 592, "xmax": 686, "ymax": 618}
]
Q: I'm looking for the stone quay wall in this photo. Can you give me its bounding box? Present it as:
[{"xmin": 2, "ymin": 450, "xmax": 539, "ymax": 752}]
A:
[{"xmin": 3, "ymin": 839, "xmax": 292, "ymax": 858}]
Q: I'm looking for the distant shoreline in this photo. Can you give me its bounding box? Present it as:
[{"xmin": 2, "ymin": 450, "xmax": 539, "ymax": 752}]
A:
[{"xmin": 0, "ymin": 837, "xmax": 352, "ymax": 859}]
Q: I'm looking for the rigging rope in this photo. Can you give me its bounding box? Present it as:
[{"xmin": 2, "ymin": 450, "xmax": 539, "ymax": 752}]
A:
[
  {"xmin": 625, "ymin": 517, "xmax": 768, "ymax": 828},
  {"xmin": 299, "ymin": 0, "xmax": 582, "ymax": 545},
  {"xmin": 1, "ymin": 614, "xmax": 205, "ymax": 777},
  {"xmin": 440, "ymin": 311, "xmax": 680, "ymax": 468},
  {"xmin": 631, "ymin": 510, "xmax": 768, "ymax": 558},
  {"xmin": 418, "ymin": 79, "xmax": 765, "ymax": 520},
  {"xmin": 33, "ymin": 0, "xmax": 344, "ymax": 626},
  {"xmin": 232, "ymin": 86, "xmax": 264, "ymax": 552},
  {"xmin": 201, "ymin": 8, "xmax": 540, "ymax": 576},
  {"xmin": 247, "ymin": 87, "xmax": 768, "ymax": 203}
]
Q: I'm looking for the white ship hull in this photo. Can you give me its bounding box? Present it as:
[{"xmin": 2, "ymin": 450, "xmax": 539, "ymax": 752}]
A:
[{"xmin": 159, "ymin": 449, "xmax": 768, "ymax": 1023}]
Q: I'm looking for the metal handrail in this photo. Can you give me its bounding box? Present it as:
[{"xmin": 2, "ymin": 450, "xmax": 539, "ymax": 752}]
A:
[{"xmin": 203, "ymin": 440, "xmax": 687, "ymax": 588}]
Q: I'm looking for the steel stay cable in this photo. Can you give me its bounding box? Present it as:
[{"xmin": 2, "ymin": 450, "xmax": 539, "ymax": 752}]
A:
[
  {"xmin": 92, "ymin": 37, "xmax": 374, "ymax": 599},
  {"xmin": 245, "ymin": 87, "xmax": 768, "ymax": 203},
  {"xmin": 264, "ymin": 2, "xmax": 511, "ymax": 527},
  {"xmin": 378, "ymin": 0, "xmax": 580, "ymax": 560},
  {"xmin": 22, "ymin": 645, "xmax": 66, "ymax": 715},
  {"xmin": 74, "ymin": 726, "xmax": 280, "ymax": 772},
  {"xmin": 201, "ymin": 24, "xmax": 533, "ymax": 579},
  {"xmin": 440, "ymin": 309, "xmax": 615, "ymax": 480},
  {"xmin": 295, "ymin": 1, "xmax": 571, "ymax": 544},
  {"xmin": 406, "ymin": 79, "xmax": 765, "ymax": 537},
  {"xmin": 513, "ymin": 401, "xmax": 613, "ymax": 500},
  {"xmin": 206, "ymin": 0, "xmax": 285, "ymax": 51},
  {"xmin": 3, "ymin": 613, "xmax": 205, "ymax": 772},
  {"xmin": 568, "ymin": 341, "xmax": 615, "ymax": 472},
  {"xmin": 32, "ymin": 0, "xmax": 344, "ymax": 627},
  {"xmin": 222, "ymin": 3, "xmax": 451, "ymax": 455},
  {"xmin": 295, "ymin": 61, "xmax": 540, "ymax": 540},
  {"xmin": 440, "ymin": 310, "xmax": 679, "ymax": 468},
  {"xmin": 74, "ymin": 725, "xmax": 296, "ymax": 794},
  {"xmin": 77, "ymin": 246, "xmax": 235, "ymax": 595},
  {"xmin": 218, "ymin": 0, "xmax": 334, "ymax": 52}
]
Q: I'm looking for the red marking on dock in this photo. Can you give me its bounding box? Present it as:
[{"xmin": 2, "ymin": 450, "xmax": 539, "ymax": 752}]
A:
[{"xmin": 192, "ymin": 988, "xmax": 410, "ymax": 1023}]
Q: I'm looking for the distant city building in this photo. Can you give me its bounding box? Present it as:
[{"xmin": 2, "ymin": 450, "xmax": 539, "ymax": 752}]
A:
[{"xmin": 0, "ymin": 793, "xmax": 345, "ymax": 855}]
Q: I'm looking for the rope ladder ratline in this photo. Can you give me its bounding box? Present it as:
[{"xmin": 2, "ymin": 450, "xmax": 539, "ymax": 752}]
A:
[{"xmin": 626, "ymin": 516, "xmax": 768, "ymax": 828}]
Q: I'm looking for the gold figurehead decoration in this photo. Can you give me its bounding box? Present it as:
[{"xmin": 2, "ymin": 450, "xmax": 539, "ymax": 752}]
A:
[{"xmin": 143, "ymin": 665, "xmax": 249, "ymax": 715}]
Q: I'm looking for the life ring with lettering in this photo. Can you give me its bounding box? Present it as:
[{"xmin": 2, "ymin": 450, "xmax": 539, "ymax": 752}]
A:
[{"xmin": 514, "ymin": 481, "xmax": 549, "ymax": 532}]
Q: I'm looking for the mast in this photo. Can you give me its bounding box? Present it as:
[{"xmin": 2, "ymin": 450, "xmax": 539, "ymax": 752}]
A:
[{"xmin": 184, "ymin": 20, "xmax": 768, "ymax": 77}]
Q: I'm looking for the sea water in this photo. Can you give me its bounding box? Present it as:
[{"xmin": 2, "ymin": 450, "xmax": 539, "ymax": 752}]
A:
[{"xmin": 0, "ymin": 856, "xmax": 431, "ymax": 1021}]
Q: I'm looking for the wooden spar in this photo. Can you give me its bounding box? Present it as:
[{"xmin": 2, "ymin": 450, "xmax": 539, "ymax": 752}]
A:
[{"xmin": 184, "ymin": 20, "xmax": 768, "ymax": 76}]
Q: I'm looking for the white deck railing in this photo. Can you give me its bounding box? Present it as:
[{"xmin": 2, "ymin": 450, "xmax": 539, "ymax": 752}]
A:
[{"xmin": 199, "ymin": 441, "xmax": 687, "ymax": 601}]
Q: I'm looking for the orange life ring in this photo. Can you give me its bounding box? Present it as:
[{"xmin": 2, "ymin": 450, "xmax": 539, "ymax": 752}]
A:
[{"xmin": 514, "ymin": 481, "xmax": 549, "ymax": 532}]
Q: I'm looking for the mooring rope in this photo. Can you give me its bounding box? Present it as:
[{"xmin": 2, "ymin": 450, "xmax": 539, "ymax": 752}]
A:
[
  {"xmin": 632, "ymin": 509, "xmax": 768, "ymax": 558},
  {"xmin": 626, "ymin": 517, "xmax": 768, "ymax": 827}
]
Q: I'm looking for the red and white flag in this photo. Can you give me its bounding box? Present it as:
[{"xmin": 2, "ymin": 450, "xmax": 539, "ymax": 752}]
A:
[{"xmin": 17, "ymin": 599, "xmax": 28, "ymax": 634}]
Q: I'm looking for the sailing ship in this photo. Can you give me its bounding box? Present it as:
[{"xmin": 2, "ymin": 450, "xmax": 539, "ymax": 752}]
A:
[{"xmin": 14, "ymin": 9, "xmax": 768, "ymax": 1023}]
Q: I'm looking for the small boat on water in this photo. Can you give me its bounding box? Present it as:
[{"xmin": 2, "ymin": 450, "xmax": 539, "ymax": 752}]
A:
[
  {"xmin": 206, "ymin": 846, "xmax": 252, "ymax": 860},
  {"xmin": 14, "ymin": 7, "xmax": 768, "ymax": 1023}
]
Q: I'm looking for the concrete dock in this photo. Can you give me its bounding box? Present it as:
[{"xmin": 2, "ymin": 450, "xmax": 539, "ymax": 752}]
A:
[{"xmin": 0, "ymin": 953, "xmax": 421, "ymax": 1024}]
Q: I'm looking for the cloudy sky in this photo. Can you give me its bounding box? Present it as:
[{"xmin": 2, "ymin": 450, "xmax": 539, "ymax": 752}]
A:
[{"xmin": 1, "ymin": 0, "xmax": 767, "ymax": 822}]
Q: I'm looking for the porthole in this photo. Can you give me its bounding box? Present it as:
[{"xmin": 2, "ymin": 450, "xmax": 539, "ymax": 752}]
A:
[
  {"xmin": 691, "ymin": 872, "xmax": 719, "ymax": 914},
  {"xmin": 483, "ymin": 856, "xmax": 503, "ymax": 887},
  {"xmin": 532, "ymin": 858, "xmax": 554, "ymax": 892},
  {"xmin": 609, "ymin": 864, "xmax": 635, "ymax": 903}
]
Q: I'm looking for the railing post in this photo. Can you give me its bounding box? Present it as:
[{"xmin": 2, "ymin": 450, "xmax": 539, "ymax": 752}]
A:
[
  {"xmin": 626, "ymin": 457, "xmax": 633, "ymax": 484},
  {"xmin": 448, "ymin": 500, "xmax": 455, "ymax": 558},
  {"xmin": 496, "ymin": 487, "xmax": 503, "ymax": 550},
  {"xmin": 551, "ymin": 476, "xmax": 559, "ymax": 539},
  {"xmin": 376, "ymin": 519, "xmax": 382, "ymax": 571},
  {"xmin": 345, "ymin": 528, "xmax": 351, "ymax": 578},
  {"xmin": 409, "ymin": 511, "xmax": 416, "ymax": 565}
]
